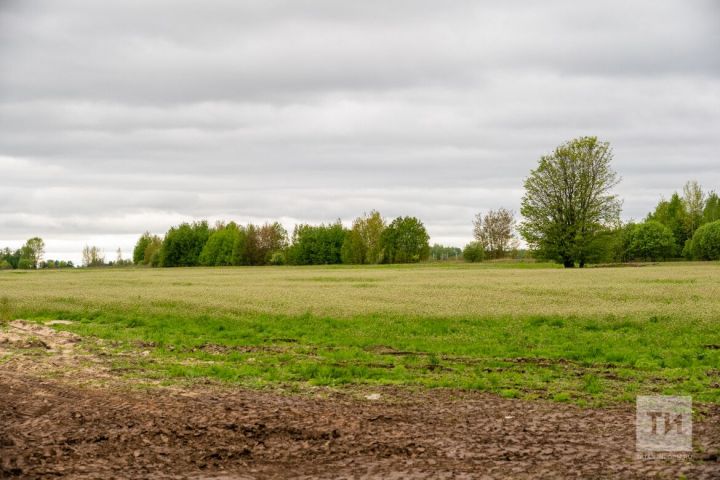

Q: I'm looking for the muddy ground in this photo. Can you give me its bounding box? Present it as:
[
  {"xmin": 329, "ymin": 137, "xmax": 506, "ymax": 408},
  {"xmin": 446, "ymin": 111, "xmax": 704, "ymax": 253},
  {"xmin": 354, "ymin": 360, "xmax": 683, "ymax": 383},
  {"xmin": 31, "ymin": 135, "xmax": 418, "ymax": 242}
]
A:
[{"xmin": 1, "ymin": 321, "xmax": 719, "ymax": 479}]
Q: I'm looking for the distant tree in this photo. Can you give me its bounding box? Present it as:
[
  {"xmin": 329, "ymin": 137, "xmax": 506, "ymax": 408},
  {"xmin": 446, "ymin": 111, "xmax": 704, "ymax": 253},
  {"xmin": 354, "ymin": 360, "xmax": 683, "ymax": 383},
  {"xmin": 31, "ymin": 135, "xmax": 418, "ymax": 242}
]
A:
[
  {"xmin": 341, "ymin": 211, "xmax": 386, "ymax": 264},
  {"xmin": 0, "ymin": 248, "xmax": 21, "ymax": 269},
  {"xmin": 647, "ymin": 192, "xmax": 689, "ymax": 253},
  {"xmin": 258, "ymin": 222, "xmax": 288, "ymax": 264},
  {"xmin": 682, "ymin": 180, "xmax": 705, "ymax": 238},
  {"xmin": 20, "ymin": 237, "xmax": 45, "ymax": 269},
  {"xmin": 160, "ymin": 221, "xmax": 210, "ymax": 267},
  {"xmin": 430, "ymin": 244, "xmax": 462, "ymax": 261},
  {"xmin": 144, "ymin": 236, "xmax": 163, "ymax": 266},
  {"xmin": 17, "ymin": 258, "xmax": 32, "ymax": 269},
  {"xmin": 0, "ymin": 259, "xmax": 12, "ymax": 270},
  {"xmin": 621, "ymin": 221, "xmax": 676, "ymax": 261},
  {"xmin": 473, "ymin": 208, "xmax": 518, "ymax": 259},
  {"xmin": 230, "ymin": 225, "xmax": 250, "ymax": 265},
  {"xmin": 703, "ymin": 191, "xmax": 720, "ymax": 224},
  {"xmin": 133, "ymin": 232, "xmax": 163, "ymax": 265},
  {"xmin": 287, "ymin": 222, "xmax": 347, "ymax": 265},
  {"xmin": 381, "ymin": 216, "xmax": 430, "ymax": 263},
  {"xmin": 82, "ymin": 245, "xmax": 105, "ymax": 267},
  {"xmin": 133, "ymin": 232, "xmax": 153, "ymax": 264},
  {"xmin": 687, "ymin": 220, "xmax": 720, "ymax": 260},
  {"xmin": 200, "ymin": 222, "xmax": 240, "ymax": 266},
  {"xmin": 520, "ymin": 137, "xmax": 622, "ymax": 268},
  {"xmin": 462, "ymin": 242, "xmax": 485, "ymax": 263},
  {"xmin": 583, "ymin": 226, "xmax": 625, "ymax": 264},
  {"xmin": 243, "ymin": 224, "xmax": 263, "ymax": 265}
]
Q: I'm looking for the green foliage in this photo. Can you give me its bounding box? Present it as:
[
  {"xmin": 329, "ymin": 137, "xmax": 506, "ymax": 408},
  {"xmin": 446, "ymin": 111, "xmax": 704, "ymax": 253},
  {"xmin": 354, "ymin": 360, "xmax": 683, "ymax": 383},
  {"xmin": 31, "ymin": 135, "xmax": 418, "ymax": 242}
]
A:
[
  {"xmin": 462, "ymin": 242, "xmax": 485, "ymax": 262},
  {"xmin": 0, "ymin": 248, "xmax": 21, "ymax": 269},
  {"xmin": 583, "ymin": 227, "xmax": 625, "ymax": 264},
  {"xmin": 160, "ymin": 221, "xmax": 211, "ymax": 267},
  {"xmin": 647, "ymin": 193, "xmax": 689, "ymax": 253},
  {"xmin": 622, "ymin": 221, "xmax": 676, "ymax": 261},
  {"xmin": 269, "ymin": 251, "xmax": 286, "ymax": 265},
  {"xmin": 20, "ymin": 237, "xmax": 45, "ymax": 269},
  {"xmin": 703, "ymin": 192, "xmax": 720, "ymax": 224},
  {"xmin": 381, "ymin": 216, "xmax": 430, "ymax": 263},
  {"xmin": 257, "ymin": 222, "xmax": 288, "ymax": 265},
  {"xmin": 341, "ymin": 211, "xmax": 386, "ymax": 264},
  {"xmin": 687, "ymin": 220, "xmax": 720, "ymax": 260},
  {"xmin": 133, "ymin": 232, "xmax": 151, "ymax": 264},
  {"xmin": 38, "ymin": 259, "xmax": 74, "ymax": 269},
  {"xmin": 520, "ymin": 137, "xmax": 621, "ymax": 268},
  {"xmin": 287, "ymin": 222, "xmax": 347, "ymax": 265},
  {"xmin": 17, "ymin": 258, "xmax": 33, "ymax": 269},
  {"xmin": 199, "ymin": 222, "xmax": 239, "ymax": 266},
  {"xmin": 0, "ymin": 259, "xmax": 12, "ymax": 270}
]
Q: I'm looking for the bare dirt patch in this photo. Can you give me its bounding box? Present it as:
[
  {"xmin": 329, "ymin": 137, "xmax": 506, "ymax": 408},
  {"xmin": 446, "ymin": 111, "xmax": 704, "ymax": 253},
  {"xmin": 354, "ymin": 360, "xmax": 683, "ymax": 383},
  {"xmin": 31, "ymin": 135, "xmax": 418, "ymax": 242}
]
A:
[{"xmin": 1, "ymin": 322, "xmax": 719, "ymax": 479}]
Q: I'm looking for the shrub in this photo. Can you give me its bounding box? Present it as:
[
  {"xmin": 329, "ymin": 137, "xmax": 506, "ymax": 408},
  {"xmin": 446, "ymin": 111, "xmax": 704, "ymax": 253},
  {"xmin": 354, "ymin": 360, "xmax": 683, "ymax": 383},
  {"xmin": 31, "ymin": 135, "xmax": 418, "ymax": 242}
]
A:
[
  {"xmin": 622, "ymin": 221, "xmax": 676, "ymax": 261},
  {"xmin": 269, "ymin": 251, "xmax": 286, "ymax": 265},
  {"xmin": 463, "ymin": 242, "xmax": 485, "ymax": 262},
  {"xmin": 687, "ymin": 220, "xmax": 720, "ymax": 260}
]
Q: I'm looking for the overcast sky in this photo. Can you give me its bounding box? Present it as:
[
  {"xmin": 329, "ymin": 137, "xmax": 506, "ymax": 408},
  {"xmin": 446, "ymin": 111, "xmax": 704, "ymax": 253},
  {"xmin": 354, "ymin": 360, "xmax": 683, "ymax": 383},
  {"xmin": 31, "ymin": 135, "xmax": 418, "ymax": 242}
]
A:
[{"xmin": 1, "ymin": 1, "xmax": 719, "ymax": 263}]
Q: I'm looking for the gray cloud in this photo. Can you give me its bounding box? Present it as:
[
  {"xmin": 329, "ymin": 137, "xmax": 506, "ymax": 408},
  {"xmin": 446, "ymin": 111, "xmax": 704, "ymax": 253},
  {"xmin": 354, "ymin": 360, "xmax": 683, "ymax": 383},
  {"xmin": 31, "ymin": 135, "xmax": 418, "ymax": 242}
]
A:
[{"xmin": 1, "ymin": 0, "xmax": 719, "ymax": 262}]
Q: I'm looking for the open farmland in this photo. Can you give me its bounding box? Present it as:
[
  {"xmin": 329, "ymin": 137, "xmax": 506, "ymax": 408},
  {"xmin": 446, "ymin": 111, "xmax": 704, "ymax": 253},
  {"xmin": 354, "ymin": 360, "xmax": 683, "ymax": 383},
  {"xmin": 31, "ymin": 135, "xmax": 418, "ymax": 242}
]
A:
[
  {"xmin": 2, "ymin": 262, "xmax": 720, "ymax": 402},
  {"xmin": 2, "ymin": 263, "xmax": 720, "ymax": 478}
]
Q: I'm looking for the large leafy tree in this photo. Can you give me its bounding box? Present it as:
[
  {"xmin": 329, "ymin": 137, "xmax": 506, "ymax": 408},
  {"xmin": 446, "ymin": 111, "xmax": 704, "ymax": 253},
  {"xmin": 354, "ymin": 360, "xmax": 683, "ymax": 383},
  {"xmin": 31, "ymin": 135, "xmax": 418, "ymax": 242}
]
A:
[
  {"xmin": 519, "ymin": 136, "xmax": 622, "ymax": 268},
  {"xmin": 381, "ymin": 216, "xmax": 430, "ymax": 264}
]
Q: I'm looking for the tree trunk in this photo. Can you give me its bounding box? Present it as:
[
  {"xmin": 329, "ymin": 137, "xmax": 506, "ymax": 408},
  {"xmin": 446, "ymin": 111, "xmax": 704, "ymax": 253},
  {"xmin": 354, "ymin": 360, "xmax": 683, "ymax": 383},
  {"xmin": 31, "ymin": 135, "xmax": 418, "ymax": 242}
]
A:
[{"xmin": 563, "ymin": 259, "xmax": 575, "ymax": 268}]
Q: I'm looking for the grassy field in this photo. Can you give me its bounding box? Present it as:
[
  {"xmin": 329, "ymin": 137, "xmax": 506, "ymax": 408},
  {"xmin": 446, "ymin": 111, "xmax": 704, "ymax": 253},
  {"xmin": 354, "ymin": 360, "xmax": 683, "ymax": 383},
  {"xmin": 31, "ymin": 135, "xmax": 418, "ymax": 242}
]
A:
[{"xmin": 2, "ymin": 262, "xmax": 719, "ymax": 405}]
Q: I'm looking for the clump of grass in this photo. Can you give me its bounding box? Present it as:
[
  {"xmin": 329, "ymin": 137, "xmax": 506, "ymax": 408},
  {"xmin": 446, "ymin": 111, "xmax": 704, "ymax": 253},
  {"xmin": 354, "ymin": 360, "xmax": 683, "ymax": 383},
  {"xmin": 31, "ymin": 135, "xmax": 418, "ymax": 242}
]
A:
[{"xmin": 0, "ymin": 296, "xmax": 12, "ymax": 325}]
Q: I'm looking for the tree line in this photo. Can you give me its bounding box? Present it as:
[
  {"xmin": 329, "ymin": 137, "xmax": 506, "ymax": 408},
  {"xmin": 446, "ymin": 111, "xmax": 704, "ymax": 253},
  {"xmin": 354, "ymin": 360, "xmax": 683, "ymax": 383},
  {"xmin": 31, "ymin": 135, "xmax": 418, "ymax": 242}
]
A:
[
  {"xmin": 0, "ymin": 238, "xmax": 71, "ymax": 270},
  {"xmin": 4, "ymin": 136, "xmax": 720, "ymax": 270},
  {"xmin": 132, "ymin": 213, "xmax": 431, "ymax": 267},
  {"xmin": 460, "ymin": 136, "xmax": 720, "ymax": 267}
]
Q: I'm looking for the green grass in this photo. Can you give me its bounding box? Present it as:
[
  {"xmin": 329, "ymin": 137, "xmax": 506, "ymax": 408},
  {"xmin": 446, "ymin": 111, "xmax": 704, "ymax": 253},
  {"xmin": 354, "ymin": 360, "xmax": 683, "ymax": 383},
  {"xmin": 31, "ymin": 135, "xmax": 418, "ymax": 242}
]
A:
[{"xmin": 2, "ymin": 262, "xmax": 720, "ymax": 405}]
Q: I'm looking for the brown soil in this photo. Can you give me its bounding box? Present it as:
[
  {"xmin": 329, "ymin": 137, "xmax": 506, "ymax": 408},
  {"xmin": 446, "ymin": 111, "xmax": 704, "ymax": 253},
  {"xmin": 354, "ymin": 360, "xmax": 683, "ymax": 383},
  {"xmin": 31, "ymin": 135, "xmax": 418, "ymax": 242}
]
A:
[{"xmin": 1, "ymin": 322, "xmax": 719, "ymax": 479}]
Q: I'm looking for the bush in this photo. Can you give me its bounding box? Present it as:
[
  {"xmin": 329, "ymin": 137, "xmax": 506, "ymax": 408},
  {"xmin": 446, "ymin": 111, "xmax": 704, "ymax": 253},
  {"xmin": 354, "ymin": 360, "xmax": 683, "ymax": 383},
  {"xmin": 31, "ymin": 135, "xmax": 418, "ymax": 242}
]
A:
[
  {"xmin": 687, "ymin": 220, "xmax": 720, "ymax": 260},
  {"xmin": 269, "ymin": 251, "xmax": 286, "ymax": 265},
  {"xmin": 463, "ymin": 242, "xmax": 485, "ymax": 262},
  {"xmin": 17, "ymin": 258, "xmax": 32, "ymax": 269},
  {"xmin": 622, "ymin": 221, "xmax": 676, "ymax": 261}
]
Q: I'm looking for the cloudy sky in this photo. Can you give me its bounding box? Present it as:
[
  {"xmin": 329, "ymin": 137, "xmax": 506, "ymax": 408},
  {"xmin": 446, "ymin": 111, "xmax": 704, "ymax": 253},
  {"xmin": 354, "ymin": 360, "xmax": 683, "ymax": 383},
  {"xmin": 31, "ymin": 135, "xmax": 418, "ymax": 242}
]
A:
[{"xmin": 1, "ymin": 1, "xmax": 719, "ymax": 263}]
